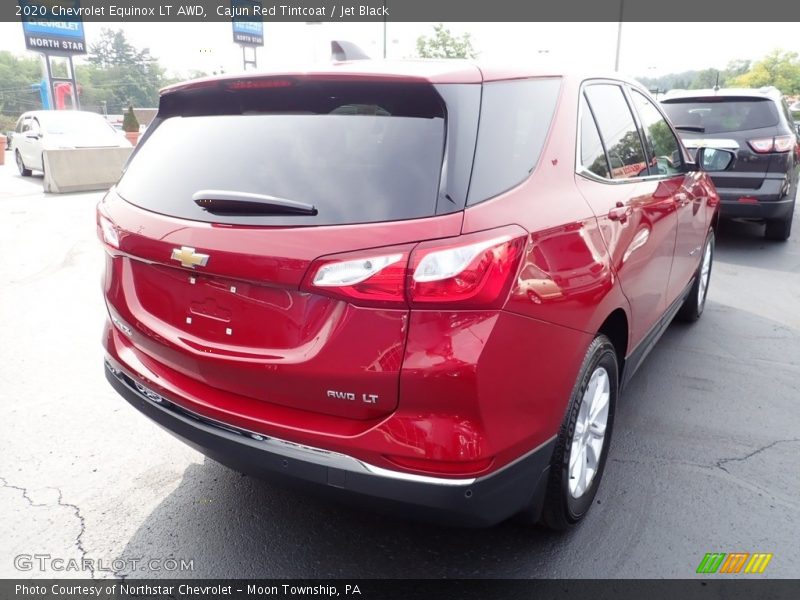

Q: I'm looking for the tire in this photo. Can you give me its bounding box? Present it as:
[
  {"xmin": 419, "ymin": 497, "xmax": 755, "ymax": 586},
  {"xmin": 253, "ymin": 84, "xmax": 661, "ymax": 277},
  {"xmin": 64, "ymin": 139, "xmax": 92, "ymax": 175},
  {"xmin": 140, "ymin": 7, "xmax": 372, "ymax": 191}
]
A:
[
  {"xmin": 677, "ymin": 229, "xmax": 714, "ymax": 322},
  {"xmin": 539, "ymin": 335, "xmax": 618, "ymax": 531},
  {"xmin": 764, "ymin": 213, "xmax": 793, "ymax": 241},
  {"xmin": 16, "ymin": 150, "xmax": 32, "ymax": 176}
]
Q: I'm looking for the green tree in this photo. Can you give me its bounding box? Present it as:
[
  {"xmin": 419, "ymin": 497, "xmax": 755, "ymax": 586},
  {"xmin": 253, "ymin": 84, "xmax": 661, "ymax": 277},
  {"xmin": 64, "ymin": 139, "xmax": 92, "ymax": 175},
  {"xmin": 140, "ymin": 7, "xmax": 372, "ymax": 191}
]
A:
[
  {"xmin": 690, "ymin": 68, "xmax": 723, "ymax": 89},
  {"xmin": 728, "ymin": 49, "xmax": 800, "ymax": 94},
  {"xmin": 637, "ymin": 60, "xmax": 751, "ymax": 94},
  {"xmin": 0, "ymin": 51, "xmax": 43, "ymax": 131},
  {"xmin": 88, "ymin": 28, "xmax": 143, "ymax": 69},
  {"xmin": 648, "ymin": 120, "xmax": 676, "ymax": 156},
  {"xmin": 725, "ymin": 59, "xmax": 751, "ymax": 78},
  {"xmin": 79, "ymin": 28, "xmax": 170, "ymax": 113},
  {"xmin": 416, "ymin": 24, "xmax": 478, "ymax": 59},
  {"xmin": 122, "ymin": 105, "xmax": 139, "ymax": 132}
]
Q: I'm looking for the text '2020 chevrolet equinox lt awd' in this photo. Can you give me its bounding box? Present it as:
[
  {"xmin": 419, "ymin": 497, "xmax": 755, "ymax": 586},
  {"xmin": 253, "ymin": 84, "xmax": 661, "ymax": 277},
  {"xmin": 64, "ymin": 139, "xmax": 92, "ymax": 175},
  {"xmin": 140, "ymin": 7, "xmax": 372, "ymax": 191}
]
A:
[{"xmin": 99, "ymin": 55, "xmax": 734, "ymax": 529}]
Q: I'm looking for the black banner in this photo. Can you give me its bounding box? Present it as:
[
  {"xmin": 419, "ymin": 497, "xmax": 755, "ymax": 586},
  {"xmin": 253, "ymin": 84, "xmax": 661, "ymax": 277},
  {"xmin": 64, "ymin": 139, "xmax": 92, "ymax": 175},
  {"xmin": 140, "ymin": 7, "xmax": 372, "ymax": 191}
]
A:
[
  {"xmin": 5, "ymin": 0, "xmax": 800, "ymax": 22},
  {"xmin": 3, "ymin": 580, "xmax": 800, "ymax": 600}
]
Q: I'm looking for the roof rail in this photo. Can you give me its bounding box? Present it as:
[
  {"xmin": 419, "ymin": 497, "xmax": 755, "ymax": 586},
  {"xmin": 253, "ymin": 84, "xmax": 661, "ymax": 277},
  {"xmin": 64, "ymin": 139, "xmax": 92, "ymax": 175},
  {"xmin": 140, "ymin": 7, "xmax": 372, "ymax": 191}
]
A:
[{"xmin": 331, "ymin": 40, "xmax": 371, "ymax": 62}]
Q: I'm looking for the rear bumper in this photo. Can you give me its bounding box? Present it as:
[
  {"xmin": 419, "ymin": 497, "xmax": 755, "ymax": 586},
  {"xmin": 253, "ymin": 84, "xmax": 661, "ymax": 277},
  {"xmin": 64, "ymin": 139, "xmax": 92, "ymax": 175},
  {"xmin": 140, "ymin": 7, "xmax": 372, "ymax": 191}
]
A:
[
  {"xmin": 718, "ymin": 195, "xmax": 795, "ymax": 220},
  {"xmin": 105, "ymin": 359, "xmax": 555, "ymax": 527},
  {"xmin": 716, "ymin": 174, "xmax": 795, "ymax": 221}
]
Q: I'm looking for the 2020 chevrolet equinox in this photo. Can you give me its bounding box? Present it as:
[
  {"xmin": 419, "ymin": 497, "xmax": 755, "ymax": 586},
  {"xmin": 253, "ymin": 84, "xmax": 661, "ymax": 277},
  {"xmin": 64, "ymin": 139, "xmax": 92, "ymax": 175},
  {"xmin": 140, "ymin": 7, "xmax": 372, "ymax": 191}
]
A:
[{"xmin": 99, "ymin": 57, "xmax": 733, "ymax": 529}]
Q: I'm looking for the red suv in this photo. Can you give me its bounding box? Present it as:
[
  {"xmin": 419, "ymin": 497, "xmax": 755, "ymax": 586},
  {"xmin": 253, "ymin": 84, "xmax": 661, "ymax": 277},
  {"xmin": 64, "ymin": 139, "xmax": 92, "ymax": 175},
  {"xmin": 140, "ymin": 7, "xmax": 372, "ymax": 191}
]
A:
[{"xmin": 99, "ymin": 59, "xmax": 733, "ymax": 529}]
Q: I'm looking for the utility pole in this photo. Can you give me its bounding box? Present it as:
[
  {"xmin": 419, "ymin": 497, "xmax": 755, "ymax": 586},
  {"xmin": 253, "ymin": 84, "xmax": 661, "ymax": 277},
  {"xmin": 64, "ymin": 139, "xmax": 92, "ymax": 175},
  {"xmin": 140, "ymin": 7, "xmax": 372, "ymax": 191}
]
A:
[
  {"xmin": 614, "ymin": 0, "xmax": 624, "ymax": 72},
  {"xmin": 382, "ymin": 2, "xmax": 387, "ymax": 58}
]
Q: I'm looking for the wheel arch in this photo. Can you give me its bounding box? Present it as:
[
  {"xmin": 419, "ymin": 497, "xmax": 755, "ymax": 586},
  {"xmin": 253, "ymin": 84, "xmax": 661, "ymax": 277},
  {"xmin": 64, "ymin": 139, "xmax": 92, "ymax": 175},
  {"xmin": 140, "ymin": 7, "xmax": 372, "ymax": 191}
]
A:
[{"xmin": 597, "ymin": 308, "xmax": 628, "ymax": 381}]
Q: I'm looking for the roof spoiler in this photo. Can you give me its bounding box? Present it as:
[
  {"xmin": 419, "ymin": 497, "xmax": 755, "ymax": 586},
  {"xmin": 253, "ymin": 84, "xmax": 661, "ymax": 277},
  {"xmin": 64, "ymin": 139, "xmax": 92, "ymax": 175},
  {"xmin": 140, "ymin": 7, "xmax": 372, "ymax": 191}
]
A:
[{"xmin": 331, "ymin": 40, "xmax": 370, "ymax": 61}]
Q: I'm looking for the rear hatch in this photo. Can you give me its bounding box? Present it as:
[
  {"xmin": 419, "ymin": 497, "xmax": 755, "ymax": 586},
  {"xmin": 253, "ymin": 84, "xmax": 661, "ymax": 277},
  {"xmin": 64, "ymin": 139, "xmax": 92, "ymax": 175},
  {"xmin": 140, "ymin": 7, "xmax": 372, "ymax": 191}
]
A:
[
  {"xmin": 661, "ymin": 96, "xmax": 780, "ymax": 189},
  {"xmin": 103, "ymin": 73, "xmax": 481, "ymax": 421}
]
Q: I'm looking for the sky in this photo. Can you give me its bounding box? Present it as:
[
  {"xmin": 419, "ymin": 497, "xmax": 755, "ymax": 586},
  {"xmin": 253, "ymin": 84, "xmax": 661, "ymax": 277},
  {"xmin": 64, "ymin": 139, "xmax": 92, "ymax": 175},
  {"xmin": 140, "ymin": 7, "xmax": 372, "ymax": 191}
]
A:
[{"xmin": 1, "ymin": 21, "xmax": 799, "ymax": 80}]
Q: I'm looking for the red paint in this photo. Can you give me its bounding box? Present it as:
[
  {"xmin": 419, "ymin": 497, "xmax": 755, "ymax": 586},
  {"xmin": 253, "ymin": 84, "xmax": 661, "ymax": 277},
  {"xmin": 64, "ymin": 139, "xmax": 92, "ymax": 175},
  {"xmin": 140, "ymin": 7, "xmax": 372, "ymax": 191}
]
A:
[{"xmin": 101, "ymin": 68, "xmax": 720, "ymax": 479}]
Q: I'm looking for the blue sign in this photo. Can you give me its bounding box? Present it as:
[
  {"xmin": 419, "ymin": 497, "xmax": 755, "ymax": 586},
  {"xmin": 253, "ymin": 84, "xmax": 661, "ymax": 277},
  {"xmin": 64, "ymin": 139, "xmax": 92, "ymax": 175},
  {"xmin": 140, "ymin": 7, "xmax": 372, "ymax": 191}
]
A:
[
  {"xmin": 19, "ymin": 0, "xmax": 86, "ymax": 54},
  {"xmin": 232, "ymin": 0, "xmax": 264, "ymax": 46}
]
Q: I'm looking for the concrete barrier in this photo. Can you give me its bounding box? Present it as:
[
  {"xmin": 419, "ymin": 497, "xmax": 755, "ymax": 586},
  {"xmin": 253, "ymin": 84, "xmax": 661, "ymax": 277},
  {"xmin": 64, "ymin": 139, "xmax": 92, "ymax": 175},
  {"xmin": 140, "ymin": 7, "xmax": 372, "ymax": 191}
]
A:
[{"xmin": 43, "ymin": 147, "xmax": 133, "ymax": 194}]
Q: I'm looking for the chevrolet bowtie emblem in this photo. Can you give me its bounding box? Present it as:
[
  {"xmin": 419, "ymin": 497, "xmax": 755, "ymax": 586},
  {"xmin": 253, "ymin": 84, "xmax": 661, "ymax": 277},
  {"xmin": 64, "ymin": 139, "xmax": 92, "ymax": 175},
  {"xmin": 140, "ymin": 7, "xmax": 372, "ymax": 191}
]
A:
[{"xmin": 171, "ymin": 246, "xmax": 209, "ymax": 269}]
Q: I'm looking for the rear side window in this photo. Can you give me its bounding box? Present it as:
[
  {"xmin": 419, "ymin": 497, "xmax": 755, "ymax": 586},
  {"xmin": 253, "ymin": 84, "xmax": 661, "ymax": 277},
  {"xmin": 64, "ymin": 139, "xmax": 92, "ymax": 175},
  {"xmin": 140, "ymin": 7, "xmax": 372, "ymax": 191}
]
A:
[
  {"xmin": 579, "ymin": 97, "xmax": 611, "ymax": 178},
  {"xmin": 629, "ymin": 90, "xmax": 683, "ymax": 176},
  {"xmin": 661, "ymin": 98, "xmax": 779, "ymax": 134},
  {"xmin": 467, "ymin": 78, "xmax": 561, "ymax": 204},
  {"xmin": 585, "ymin": 84, "xmax": 647, "ymax": 180},
  {"xmin": 117, "ymin": 81, "xmax": 447, "ymax": 227}
]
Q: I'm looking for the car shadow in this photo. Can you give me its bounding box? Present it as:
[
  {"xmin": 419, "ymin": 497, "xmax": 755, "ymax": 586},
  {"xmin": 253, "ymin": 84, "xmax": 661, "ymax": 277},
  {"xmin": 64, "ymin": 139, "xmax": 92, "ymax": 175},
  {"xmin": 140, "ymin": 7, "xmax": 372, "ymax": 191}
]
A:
[
  {"xmin": 112, "ymin": 298, "xmax": 799, "ymax": 579},
  {"xmin": 713, "ymin": 207, "xmax": 798, "ymax": 274},
  {"xmin": 113, "ymin": 459, "xmax": 574, "ymax": 579}
]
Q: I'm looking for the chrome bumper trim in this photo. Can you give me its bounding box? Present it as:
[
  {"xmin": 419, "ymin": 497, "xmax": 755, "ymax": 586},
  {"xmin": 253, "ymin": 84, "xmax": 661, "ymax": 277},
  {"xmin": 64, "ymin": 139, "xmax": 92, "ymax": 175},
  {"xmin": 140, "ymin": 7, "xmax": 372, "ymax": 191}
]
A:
[{"xmin": 105, "ymin": 359, "xmax": 480, "ymax": 487}]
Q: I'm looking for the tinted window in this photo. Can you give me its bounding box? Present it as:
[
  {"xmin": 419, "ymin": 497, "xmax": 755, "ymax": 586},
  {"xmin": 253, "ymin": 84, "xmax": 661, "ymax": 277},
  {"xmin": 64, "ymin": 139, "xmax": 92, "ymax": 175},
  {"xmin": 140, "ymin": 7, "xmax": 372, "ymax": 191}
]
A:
[
  {"xmin": 467, "ymin": 78, "xmax": 561, "ymax": 204},
  {"xmin": 579, "ymin": 97, "xmax": 610, "ymax": 178},
  {"xmin": 630, "ymin": 90, "xmax": 683, "ymax": 176},
  {"xmin": 585, "ymin": 85, "xmax": 647, "ymax": 180},
  {"xmin": 661, "ymin": 98, "xmax": 779, "ymax": 134},
  {"xmin": 118, "ymin": 81, "xmax": 446, "ymax": 227}
]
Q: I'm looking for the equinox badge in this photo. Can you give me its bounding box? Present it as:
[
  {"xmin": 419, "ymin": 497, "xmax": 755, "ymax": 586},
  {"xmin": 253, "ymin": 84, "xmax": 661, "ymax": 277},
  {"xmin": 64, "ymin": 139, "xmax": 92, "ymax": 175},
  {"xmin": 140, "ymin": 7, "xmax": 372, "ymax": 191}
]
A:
[{"xmin": 171, "ymin": 246, "xmax": 209, "ymax": 269}]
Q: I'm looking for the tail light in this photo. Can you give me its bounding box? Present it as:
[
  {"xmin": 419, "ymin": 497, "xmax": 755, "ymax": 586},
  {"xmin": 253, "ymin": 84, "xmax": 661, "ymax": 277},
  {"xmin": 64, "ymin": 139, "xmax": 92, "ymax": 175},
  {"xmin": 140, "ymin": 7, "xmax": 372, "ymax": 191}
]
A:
[
  {"xmin": 301, "ymin": 226, "xmax": 528, "ymax": 309},
  {"xmin": 408, "ymin": 229, "xmax": 527, "ymax": 309},
  {"xmin": 773, "ymin": 135, "xmax": 795, "ymax": 153},
  {"xmin": 748, "ymin": 135, "xmax": 795, "ymax": 153},
  {"xmin": 98, "ymin": 215, "xmax": 120, "ymax": 249},
  {"xmin": 304, "ymin": 247, "xmax": 412, "ymax": 308}
]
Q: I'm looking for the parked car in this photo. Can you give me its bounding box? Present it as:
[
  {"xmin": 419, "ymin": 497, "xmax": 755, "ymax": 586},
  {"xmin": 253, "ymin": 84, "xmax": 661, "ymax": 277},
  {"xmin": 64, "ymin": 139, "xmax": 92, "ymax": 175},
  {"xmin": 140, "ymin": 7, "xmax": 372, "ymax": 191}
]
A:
[
  {"xmin": 661, "ymin": 87, "xmax": 798, "ymax": 240},
  {"xmin": 11, "ymin": 110, "xmax": 131, "ymax": 177},
  {"xmin": 98, "ymin": 59, "xmax": 733, "ymax": 529}
]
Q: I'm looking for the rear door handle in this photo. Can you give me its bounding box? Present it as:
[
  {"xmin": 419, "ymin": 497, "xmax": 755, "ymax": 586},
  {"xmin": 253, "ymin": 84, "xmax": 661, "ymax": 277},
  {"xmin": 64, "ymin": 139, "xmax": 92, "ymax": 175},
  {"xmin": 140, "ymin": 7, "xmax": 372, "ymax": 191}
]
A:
[{"xmin": 608, "ymin": 203, "xmax": 632, "ymax": 222}]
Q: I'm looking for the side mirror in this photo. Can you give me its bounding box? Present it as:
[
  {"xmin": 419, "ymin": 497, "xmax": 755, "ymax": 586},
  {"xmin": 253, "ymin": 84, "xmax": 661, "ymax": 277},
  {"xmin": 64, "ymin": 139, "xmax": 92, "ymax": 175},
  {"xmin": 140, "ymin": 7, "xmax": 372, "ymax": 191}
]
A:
[
  {"xmin": 696, "ymin": 146, "xmax": 736, "ymax": 172},
  {"xmin": 25, "ymin": 132, "xmax": 41, "ymax": 140}
]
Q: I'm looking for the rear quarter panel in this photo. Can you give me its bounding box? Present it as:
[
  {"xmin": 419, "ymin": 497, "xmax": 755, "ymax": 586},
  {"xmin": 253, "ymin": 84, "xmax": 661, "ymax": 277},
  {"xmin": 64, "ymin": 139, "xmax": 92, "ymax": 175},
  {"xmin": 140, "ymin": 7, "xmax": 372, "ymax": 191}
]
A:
[{"xmin": 462, "ymin": 74, "xmax": 630, "ymax": 340}]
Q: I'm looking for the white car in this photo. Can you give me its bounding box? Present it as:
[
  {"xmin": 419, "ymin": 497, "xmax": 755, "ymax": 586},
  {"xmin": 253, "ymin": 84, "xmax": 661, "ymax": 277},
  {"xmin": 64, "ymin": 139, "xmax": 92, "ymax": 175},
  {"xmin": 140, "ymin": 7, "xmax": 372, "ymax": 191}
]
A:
[{"xmin": 11, "ymin": 110, "xmax": 131, "ymax": 177}]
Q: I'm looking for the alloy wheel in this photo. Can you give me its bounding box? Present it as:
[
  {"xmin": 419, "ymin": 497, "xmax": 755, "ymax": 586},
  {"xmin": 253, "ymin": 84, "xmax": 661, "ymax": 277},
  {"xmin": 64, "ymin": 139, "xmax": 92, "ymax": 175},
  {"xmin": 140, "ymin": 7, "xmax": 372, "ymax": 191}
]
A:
[
  {"xmin": 698, "ymin": 241, "xmax": 712, "ymax": 312},
  {"xmin": 568, "ymin": 366, "xmax": 610, "ymax": 499}
]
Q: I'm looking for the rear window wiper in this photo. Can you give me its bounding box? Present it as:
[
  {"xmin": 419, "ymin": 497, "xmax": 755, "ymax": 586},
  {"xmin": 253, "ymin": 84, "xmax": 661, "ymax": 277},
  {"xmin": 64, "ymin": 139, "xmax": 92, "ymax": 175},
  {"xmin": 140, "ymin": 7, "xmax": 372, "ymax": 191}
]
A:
[
  {"xmin": 674, "ymin": 125, "xmax": 706, "ymax": 132},
  {"xmin": 192, "ymin": 190, "xmax": 317, "ymax": 216}
]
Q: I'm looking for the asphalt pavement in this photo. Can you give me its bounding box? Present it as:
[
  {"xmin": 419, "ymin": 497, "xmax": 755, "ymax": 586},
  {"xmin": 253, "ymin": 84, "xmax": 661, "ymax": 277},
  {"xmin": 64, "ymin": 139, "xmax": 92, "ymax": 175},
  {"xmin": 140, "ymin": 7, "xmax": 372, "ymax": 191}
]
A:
[{"xmin": 1, "ymin": 150, "xmax": 798, "ymax": 578}]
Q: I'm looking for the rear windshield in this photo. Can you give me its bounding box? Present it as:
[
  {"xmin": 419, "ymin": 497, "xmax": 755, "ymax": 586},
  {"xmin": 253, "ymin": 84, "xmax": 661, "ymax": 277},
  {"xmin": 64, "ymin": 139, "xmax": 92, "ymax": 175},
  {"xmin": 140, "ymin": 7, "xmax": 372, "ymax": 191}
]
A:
[
  {"xmin": 661, "ymin": 97, "xmax": 779, "ymax": 134},
  {"xmin": 117, "ymin": 81, "xmax": 446, "ymax": 226}
]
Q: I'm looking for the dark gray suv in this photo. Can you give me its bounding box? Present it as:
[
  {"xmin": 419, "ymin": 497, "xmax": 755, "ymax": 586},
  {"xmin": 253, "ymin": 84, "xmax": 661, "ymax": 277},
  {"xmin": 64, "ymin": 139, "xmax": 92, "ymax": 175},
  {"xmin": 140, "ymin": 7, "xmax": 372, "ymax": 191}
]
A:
[{"xmin": 661, "ymin": 87, "xmax": 798, "ymax": 240}]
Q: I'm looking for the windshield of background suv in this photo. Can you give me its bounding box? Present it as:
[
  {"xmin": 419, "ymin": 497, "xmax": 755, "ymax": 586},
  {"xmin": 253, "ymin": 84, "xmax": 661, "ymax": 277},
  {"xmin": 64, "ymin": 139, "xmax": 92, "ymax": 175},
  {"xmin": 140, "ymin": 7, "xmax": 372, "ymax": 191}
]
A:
[
  {"xmin": 117, "ymin": 81, "xmax": 446, "ymax": 227},
  {"xmin": 661, "ymin": 97, "xmax": 779, "ymax": 134}
]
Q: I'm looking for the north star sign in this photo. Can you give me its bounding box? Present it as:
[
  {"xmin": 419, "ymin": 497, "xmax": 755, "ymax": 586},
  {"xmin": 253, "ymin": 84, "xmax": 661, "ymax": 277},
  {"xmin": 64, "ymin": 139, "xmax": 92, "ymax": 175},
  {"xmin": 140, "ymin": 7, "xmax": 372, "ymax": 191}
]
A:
[
  {"xmin": 229, "ymin": 0, "xmax": 264, "ymax": 46},
  {"xmin": 19, "ymin": 0, "xmax": 86, "ymax": 55}
]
